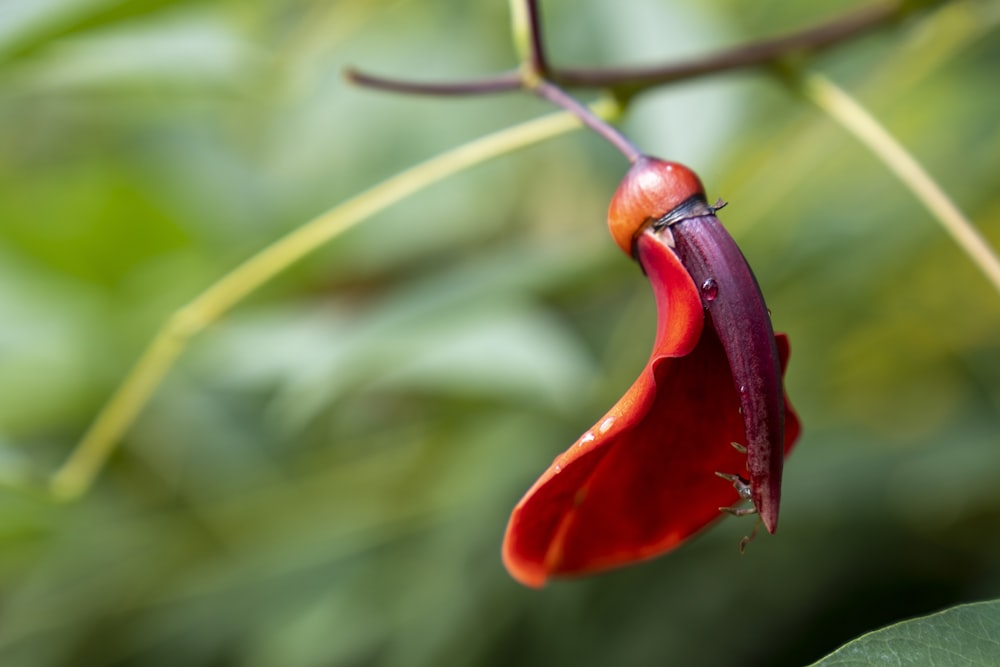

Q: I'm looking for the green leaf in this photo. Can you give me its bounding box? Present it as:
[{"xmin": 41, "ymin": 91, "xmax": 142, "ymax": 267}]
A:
[{"xmin": 811, "ymin": 600, "xmax": 1000, "ymax": 666}]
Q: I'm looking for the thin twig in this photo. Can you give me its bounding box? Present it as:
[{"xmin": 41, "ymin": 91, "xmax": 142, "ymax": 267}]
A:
[
  {"xmin": 524, "ymin": 0, "xmax": 550, "ymax": 76},
  {"xmin": 795, "ymin": 70, "xmax": 1000, "ymax": 295},
  {"xmin": 344, "ymin": 68, "xmax": 523, "ymax": 96},
  {"xmin": 532, "ymin": 81, "xmax": 640, "ymax": 162},
  {"xmin": 555, "ymin": 0, "xmax": 904, "ymax": 97},
  {"xmin": 508, "ymin": 0, "xmax": 549, "ymax": 76},
  {"xmin": 348, "ymin": 1, "xmax": 906, "ymax": 100}
]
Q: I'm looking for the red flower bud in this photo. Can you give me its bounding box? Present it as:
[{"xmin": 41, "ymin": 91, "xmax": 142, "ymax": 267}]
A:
[
  {"xmin": 503, "ymin": 157, "xmax": 800, "ymax": 587},
  {"xmin": 607, "ymin": 156, "xmax": 704, "ymax": 256}
]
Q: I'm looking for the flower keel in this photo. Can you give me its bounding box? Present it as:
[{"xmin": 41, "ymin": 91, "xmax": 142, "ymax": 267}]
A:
[{"xmin": 667, "ymin": 199, "xmax": 786, "ymax": 533}]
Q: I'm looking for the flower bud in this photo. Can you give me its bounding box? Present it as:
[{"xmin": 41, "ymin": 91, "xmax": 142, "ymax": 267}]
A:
[{"xmin": 607, "ymin": 156, "xmax": 705, "ymax": 255}]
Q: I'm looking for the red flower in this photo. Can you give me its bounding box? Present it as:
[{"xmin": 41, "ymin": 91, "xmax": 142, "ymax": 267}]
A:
[{"xmin": 503, "ymin": 157, "xmax": 801, "ymax": 587}]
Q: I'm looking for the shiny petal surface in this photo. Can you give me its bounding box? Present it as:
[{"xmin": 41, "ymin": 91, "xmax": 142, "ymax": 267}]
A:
[{"xmin": 502, "ymin": 232, "xmax": 799, "ymax": 587}]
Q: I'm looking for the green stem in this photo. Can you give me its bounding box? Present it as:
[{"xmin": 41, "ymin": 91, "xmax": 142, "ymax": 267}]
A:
[
  {"xmin": 795, "ymin": 70, "xmax": 1000, "ymax": 296},
  {"xmin": 49, "ymin": 98, "xmax": 622, "ymax": 501}
]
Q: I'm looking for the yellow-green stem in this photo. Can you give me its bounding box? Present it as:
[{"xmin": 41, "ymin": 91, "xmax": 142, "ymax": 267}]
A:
[
  {"xmin": 49, "ymin": 98, "xmax": 621, "ymax": 501},
  {"xmin": 508, "ymin": 0, "xmax": 532, "ymax": 66},
  {"xmin": 797, "ymin": 70, "xmax": 1000, "ymax": 295}
]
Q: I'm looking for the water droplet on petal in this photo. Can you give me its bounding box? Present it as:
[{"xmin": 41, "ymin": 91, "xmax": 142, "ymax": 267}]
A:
[
  {"xmin": 553, "ymin": 464, "xmax": 562, "ymax": 473},
  {"xmin": 578, "ymin": 431, "xmax": 595, "ymax": 447},
  {"xmin": 701, "ymin": 278, "xmax": 718, "ymax": 302},
  {"xmin": 599, "ymin": 417, "xmax": 615, "ymax": 434}
]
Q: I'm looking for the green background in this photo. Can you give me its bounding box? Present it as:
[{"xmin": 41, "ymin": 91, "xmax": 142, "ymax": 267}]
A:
[{"xmin": 1, "ymin": 0, "xmax": 998, "ymax": 665}]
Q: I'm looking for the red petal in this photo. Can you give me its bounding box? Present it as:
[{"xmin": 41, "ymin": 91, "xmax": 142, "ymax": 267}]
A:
[
  {"xmin": 503, "ymin": 234, "xmax": 701, "ymax": 587},
  {"xmin": 502, "ymin": 233, "xmax": 800, "ymax": 587}
]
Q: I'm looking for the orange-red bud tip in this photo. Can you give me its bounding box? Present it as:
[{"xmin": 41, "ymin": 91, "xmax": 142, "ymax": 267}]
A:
[{"xmin": 607, "ymin": 156, "xmax": 705, "ymax": 256}]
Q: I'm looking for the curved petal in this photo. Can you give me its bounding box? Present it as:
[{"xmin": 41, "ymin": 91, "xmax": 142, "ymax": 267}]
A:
[{"xmin": 502, "ymin": 232, "xmax": 800, "ymax": 587}]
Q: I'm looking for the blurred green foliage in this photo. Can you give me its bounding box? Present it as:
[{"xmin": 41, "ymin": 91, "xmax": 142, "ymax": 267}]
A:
[{"xmin": 0, "ymin": 0, "xmax": 998, "ymax": 665}]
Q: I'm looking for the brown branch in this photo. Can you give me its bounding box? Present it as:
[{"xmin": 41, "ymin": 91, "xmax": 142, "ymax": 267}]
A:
[
  {"xmin": 524, "ymin": 0, "xmax": 550, "ymax": 76},
  {"xmin": 554, "ymin": 1, "xmax": 903, "ymax": 97},
  {"xmin": 346, "ymin": 1, "xmax": 906, "ymax": 99},
  {"xmin": 344, "ymin": 0, "xmax": 913, "ymax": 162},
  {"xmin": 343, "ymin": 68, "xmax": 523, "ymax": 96}
]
